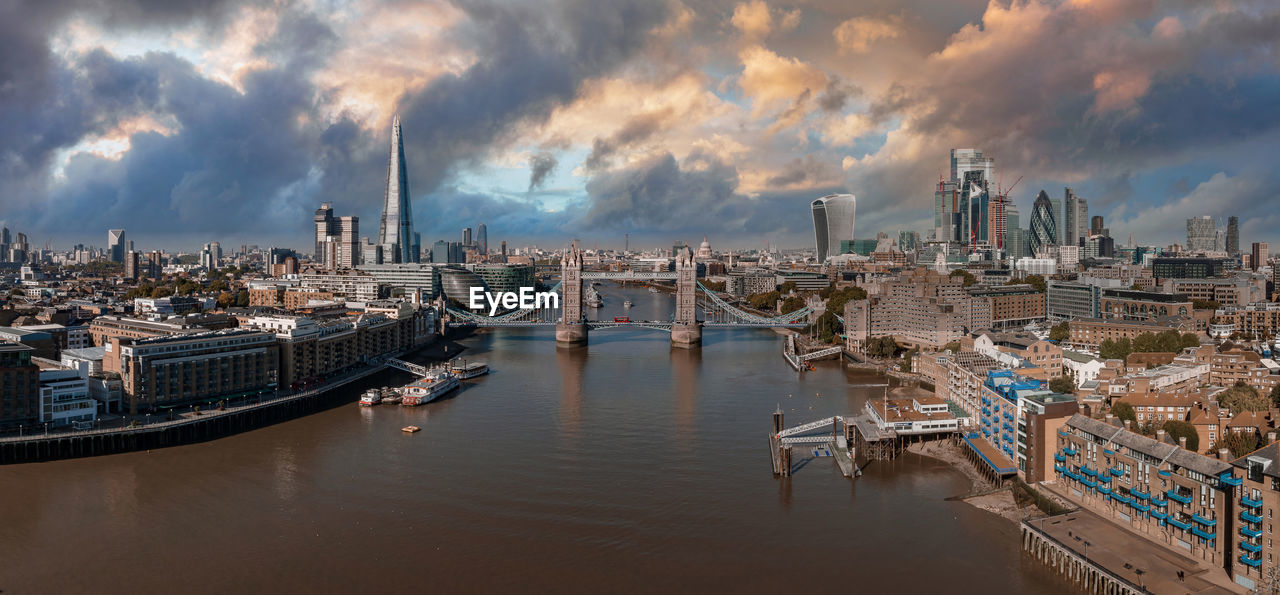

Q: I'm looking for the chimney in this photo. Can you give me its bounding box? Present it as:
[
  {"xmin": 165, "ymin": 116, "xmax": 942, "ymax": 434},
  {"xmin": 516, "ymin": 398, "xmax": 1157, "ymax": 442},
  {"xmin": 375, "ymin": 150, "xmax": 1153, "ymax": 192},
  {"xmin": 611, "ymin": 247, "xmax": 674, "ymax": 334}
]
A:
[
  {"xmin": 1105, "ymin": 413, "xmax": 1114, "ymax": 422},
  {"xmin": 1124, "ymin": 419, "xmax": 1132, "ymax": 431},
  {"xmin": 1179, "ymin": 436, "xmax": 1187, "ymax": 449},
  {"xmin": 1219, "ymin": 448, "xmax": 1231, "ymax": 461},
  {"xmin": 1156, "ymin": 429, "xmax": 1167, "ymax": 442},
  {"xmin": 1269, "ymin": 431, "xmax": 1277, "ymax": 444}
]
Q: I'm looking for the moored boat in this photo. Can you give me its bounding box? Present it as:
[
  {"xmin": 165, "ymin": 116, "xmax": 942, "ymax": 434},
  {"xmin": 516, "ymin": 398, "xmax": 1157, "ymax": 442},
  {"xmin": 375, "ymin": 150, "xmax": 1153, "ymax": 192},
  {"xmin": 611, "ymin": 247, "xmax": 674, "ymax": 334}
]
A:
[
  {"xmin": 358, "ymin": 388, "xmax": 383, "ymax": 406},
  {"xmin": 456, "ymin": 362, "xmax": 489, "ymax": 379},
  {"xmin": 400, "ymin": 373, "xmax": 461, "ymax": 406},
  {"xmin": 623, "ymin": 299, "xmax": 633, "ymax": 308}
]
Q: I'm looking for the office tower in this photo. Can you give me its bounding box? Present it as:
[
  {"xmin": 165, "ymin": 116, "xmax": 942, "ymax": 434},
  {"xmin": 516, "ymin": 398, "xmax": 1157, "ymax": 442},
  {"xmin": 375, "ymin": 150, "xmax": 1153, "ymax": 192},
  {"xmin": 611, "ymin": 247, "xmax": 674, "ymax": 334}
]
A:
[
  {"xmin": 147, "ymin": 251, "xmax": 162, "ymax": 278},
  {"xmin": 1091, "ymin": 215, "xmax": 1105, "ymax": 237},
  {"xmin": 378, "ymin": 115, "xmax": 417, "ymax": 263},
  {"xmin": 1186, "ymin": 216, "xmax": 1218, "ymax": 252},
  {"xmin": 0, "ymin": 226, "xmax": 9, "ymax": 263},
  {"xmin": 107, "ymin": 229, "xmax": 127, "ymax": 263},
  {"xmin": 501, "ymin": 241, "xmax": 507, "ymax": 257},
  {"xmin": 314, "ymin": 202, "xmax": 334, "ymax": 258},
  {"xmin": 950, "ymin": 148, "xmax": 994, "ymax": 183},
  {"xmin": 811, "ymin": 193, "xmax": 856, "ymax": 263},
  {"xmin": 1062, "ymin": 188, "xmax": 1088, "ymax": 247},
  {"xmin": 1029, "ymin": 190, "xmax": 1057, "ymax": 256},
  {"xmin": 1251, "ymin": 242, "xmax": 1269, "ymax": 271},
  {"xmin": 1005, "ymin": 204, "xmax": 1024, "ymax": 260},
  {"xmin": 124, "ymin": 251, "xmax": 140, "ymax": 281},
  {"xmin": 476, "ymin": 223, "xmax": 488, "ymax": 255},
  {"xmin": 432, "ymin": 240, "xmax": 449, "ymax": 264},
  {"xmin": 201, "ymin": 242, "xmax": 221, "ymax": 269},
  {"xmin": 960, "ymin": 171, "xmax": 989, "ymax": 248},
  {"xmin": 1227, "ymin": 216, "xmax": 1240, "ymax": 255},
  {"xmin": 336, "ymin": 216, "xmax": 359, "ymax": 268},
  {"xmin": 933, "ymin": 179, "xmax": 960, "ymax": 243},
  {"xmin": 462, "ymin": 227, "xmax": 472, "ymax": 247}
]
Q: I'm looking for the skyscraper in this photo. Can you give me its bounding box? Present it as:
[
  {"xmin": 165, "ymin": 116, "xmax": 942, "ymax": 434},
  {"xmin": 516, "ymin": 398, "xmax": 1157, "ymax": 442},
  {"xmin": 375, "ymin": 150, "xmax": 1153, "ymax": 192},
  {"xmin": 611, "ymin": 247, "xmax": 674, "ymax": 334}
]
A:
[
  {"xmin": 314, "ymin": 203, "xmax": 334, "ymax": 258},
  {"xmin": 476, "ymin": 223, "xmax": 488, "ymax": 255},
  {"xmin": 1062, "ymin": 188, "xmax": 1088, "ymax": 247},
  {"xmin": 1186, "ymin": 216, "xmax": 1218, "ymax": 253},
  {"xmin": 462, "ymin": 227, "xmax": 472, "ymax": 247},
  {"xmin": 107, "ymin": 229, "xmax": 127, "ymax": 263},
  {"xmin": 811, "ymin": 194, "xmax": 856, "ymax": 263},
  {"xmin": 1091, "ymin": 215, "xmax": 1105, "ymax": 237},
  {"xmin": 1251, "ymin": 242, "xmax": 1269, "ymax": 271},
  {"xmin": 378, "ymin": 115, "xmax": 416, "ymax": 263},
  {"xmin": 1029, "ymin": 190, "xmax": 1057, "ymax": 256},
  {"xmin": 1227, "ymin": 216, "xmax": 1239, "ymax": 255},
  {"xmin": 934, "ymin": 149, "xmax": 996, "ymax": 250}
]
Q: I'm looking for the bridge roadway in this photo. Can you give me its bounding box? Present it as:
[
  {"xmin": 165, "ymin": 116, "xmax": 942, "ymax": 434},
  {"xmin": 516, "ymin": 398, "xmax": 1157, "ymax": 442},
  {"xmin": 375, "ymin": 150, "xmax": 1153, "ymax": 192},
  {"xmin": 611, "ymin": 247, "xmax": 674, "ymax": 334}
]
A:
[
  {"xmin": 580, "ymin": 271, "xmax": 677, "ymax": 280},
  {"xmin": 447, "ymin": 319, "xmax": 805, "ymax": 330}
]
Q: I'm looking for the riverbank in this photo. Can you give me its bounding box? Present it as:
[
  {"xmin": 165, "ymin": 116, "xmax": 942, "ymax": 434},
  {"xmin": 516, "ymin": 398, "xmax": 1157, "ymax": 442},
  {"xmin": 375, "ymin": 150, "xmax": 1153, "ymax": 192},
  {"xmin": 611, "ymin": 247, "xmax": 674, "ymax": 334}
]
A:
[
  {"xmin": 907, "ymin": 440, "xmax": 1047, "ymax": 524},
  {"xmin": 0, "ymin": 336, "xmax": 459, "ymax": 464}
]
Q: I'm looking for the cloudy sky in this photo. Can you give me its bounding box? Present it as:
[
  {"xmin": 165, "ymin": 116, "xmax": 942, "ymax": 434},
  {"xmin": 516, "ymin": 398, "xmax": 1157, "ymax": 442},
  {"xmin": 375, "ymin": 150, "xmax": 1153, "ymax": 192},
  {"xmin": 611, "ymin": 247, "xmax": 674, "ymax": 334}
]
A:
[{"xmin": 3, "ymin": 0, "xmax": 1279, "ymax": 253}]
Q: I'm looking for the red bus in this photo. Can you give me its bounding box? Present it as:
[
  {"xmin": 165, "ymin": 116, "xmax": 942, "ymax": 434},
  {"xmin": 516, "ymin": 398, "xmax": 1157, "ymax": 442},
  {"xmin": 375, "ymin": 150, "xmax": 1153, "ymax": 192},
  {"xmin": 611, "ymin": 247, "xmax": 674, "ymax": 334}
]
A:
[{"xmin": 613, "ymin": 316, "xmax": 630, "ymax": 323}]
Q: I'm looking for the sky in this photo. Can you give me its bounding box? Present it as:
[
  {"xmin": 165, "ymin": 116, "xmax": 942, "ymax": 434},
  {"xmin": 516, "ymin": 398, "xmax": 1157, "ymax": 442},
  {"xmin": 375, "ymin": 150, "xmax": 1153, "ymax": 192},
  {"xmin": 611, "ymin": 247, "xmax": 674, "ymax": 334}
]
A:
[{"xmin": 2, "ymin": 0, "xmax": 1279, "ymax": 254}]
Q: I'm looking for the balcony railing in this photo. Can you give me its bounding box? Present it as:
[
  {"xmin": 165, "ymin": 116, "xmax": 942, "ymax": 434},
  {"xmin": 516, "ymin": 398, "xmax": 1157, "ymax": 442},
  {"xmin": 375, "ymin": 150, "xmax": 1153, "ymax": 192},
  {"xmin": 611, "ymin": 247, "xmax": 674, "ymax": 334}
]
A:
[
  {"xmin": 1241, "ymin": 511, "xmax": 1263, "ymax": 524},
  {"xmin": 1239, "ymin": 554, "xmax": 1262, "ymax": 568},
  {"xmin": 1167, "ymin": 490, "xmax": 1192, "ymax": 505},
  {"xmin": 1241, "ymin": 495, "xmax": 1263, "ymax": 509},
  {"xmin": 1241, "ymin": 526, "xmax": 1263, "ymax": 538}
]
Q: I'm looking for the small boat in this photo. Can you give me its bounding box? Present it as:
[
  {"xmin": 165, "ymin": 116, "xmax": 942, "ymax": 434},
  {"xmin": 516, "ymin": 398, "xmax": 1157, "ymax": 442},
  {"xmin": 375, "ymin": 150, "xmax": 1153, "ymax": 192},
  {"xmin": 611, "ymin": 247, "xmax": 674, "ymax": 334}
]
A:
[
  {"xmin": 456, "ymin": 362, "xmax": 489, "ymax": 379},
  {"xmin": 358, "ymin": 389, "xmax": 383, "ymax": 406},
  {"xmin": 623, "ymin": 299, "xmax": 633, "ymax": 308},
  {"xmin": 401, "ymin": 425, "xmax": 421, "ymax": 433},
  {"xmin": 649, "ymin": 287, "xmax": 659, "ymax": 293},
  {"xmin": 381, "ymin": 393, "xmax": 402, "ymax": 405},
  {"xmin": 400, "ymin": 373, "xmax": 461, "ymax": 406}
]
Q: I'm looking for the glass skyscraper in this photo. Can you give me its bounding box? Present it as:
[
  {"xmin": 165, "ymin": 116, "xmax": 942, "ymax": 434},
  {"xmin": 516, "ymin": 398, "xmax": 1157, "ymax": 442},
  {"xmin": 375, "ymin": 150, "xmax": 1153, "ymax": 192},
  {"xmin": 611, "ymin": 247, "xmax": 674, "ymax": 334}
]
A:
[
  {"xmin": 1029, "ymin": 190, "xmax": 1057, "ymax": 256},
  {"xmin": 378, "ymin": 115, "xmax": 417, "ymax": 263},
  {"xmin": 811, "ymin": 194, "xmax": 856, "ymax": 263}
]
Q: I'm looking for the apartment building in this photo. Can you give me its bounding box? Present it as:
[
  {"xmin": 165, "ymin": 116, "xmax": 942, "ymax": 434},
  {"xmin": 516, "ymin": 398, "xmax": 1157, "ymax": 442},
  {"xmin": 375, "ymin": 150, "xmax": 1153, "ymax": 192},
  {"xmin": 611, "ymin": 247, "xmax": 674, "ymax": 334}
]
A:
[
  {"xmin": 846, "ymin": 268, "xmax": 993, "ymax": 350},
  {"xmin": 88, "ymin": 315, "xmax": 206, "ymax": 347},
  {"xmin": 1053, "ymin": 415, "xmax": 1234, "ymax": 568},
  {"xmin": 109, "ymin": 329, "xmax": 280, "ymax": 413},
  {"xmin": 1231, "ymin": 444, "xmax": 1280, "ymax": 590},
  {"xmin": 1068, "ymin": 317, "xmax": 1195, "ymax": 350},
  {"xmin": 967, "ymin": 285, "xmax": 1046, "ymax": 328},
  {"xmin": 1215, "ymin": 303, "xmax": 1280, "ymax": 339},
  {"xmin": 1100, "ymin": 289, "xmax": 1193, "ymax": 322},
  {"xmin": 0, "ymin": 342, "xmax": 39, "ymax": 425}
]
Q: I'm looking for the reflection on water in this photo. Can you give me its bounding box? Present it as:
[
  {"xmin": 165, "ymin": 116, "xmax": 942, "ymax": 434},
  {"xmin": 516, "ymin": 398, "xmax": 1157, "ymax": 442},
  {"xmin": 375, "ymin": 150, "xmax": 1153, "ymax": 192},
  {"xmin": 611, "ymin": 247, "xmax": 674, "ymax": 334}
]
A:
[{"xmin": 557, "ymin": 344, "xmax": 587, "ymax": 439}]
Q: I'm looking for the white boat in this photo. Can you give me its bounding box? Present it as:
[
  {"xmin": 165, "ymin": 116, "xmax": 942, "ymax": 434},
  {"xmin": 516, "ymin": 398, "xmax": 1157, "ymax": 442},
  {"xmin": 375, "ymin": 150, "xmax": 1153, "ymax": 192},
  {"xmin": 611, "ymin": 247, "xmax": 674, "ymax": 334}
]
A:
[
  {"xmin": 623, "ymin": 300, "xmax": 633, "ymax": 308},
  {"xmin": 586, "ymin": 294, "xmax": 603, "ymax": 308},
  {"xmin": 456, "ymin": 362, "xmax": 489, "ymax": 379},
  {"xmin": 649, "ymin": 287, "xmax": 659, "ymax": 293},
  {"xmin": 400, "ymin": 373, "xmax": 461, "ymax": 406},
  {"xmin": 358, "ymin": 388, "xmax": 382, "ymax": 406}
]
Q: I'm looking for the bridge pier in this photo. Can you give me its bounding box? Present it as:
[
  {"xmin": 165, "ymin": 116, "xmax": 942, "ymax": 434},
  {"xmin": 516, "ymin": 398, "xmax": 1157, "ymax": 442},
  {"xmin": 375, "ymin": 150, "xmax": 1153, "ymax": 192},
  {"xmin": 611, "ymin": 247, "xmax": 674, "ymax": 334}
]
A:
[
  {"xmin": 669, "ymin": 323, "xmax": 702, "ymax": 348},
  {"xmin": 556, "ymin": 322, "xmax": 589, "ymax": 346}
]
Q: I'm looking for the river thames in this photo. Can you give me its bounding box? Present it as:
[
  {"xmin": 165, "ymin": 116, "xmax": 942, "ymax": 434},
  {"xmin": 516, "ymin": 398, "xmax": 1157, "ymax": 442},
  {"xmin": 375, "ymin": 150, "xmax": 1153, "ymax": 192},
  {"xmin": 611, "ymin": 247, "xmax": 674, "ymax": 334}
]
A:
[{"xmin": 0, "ymin": 283, "xmax": 1065, "ymax": 593}]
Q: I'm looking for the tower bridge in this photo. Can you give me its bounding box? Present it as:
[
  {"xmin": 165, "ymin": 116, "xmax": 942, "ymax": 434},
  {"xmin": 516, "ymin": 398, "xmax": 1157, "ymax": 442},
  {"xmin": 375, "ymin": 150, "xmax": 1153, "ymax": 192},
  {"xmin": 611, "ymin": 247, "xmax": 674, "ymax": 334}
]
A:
[{"xmin": 444, "ymin": 244, "xmax": 811, "ymax": 347}]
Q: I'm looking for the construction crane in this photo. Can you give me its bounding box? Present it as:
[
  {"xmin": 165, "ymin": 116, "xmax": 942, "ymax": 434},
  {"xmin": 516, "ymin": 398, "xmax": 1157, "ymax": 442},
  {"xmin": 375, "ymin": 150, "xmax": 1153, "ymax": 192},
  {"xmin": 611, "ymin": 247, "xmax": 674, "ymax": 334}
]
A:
[{"xmin": 1000, "ymin": 175, "xmax": 1024, "ymax": 198}]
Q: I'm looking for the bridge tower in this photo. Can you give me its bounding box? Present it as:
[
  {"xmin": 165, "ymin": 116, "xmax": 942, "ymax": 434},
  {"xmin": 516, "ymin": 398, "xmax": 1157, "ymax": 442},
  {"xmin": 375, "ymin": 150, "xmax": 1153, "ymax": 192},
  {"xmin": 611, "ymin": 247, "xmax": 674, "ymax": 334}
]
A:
[
  {"xmin": 556, "ymin": 243, "xmax": 588, "ymax": 346},
  {"xmin": 671, "ymin": 245, "xmax": 702, "ymax": 348}
]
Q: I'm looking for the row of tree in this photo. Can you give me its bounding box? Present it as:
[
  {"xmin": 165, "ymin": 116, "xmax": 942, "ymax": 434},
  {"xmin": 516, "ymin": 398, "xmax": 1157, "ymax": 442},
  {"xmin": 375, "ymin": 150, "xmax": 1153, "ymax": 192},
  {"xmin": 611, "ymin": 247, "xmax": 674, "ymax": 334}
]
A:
[{"xmin": 1098, "ymin": 331, "xmax": 1201, "ymax": 360}]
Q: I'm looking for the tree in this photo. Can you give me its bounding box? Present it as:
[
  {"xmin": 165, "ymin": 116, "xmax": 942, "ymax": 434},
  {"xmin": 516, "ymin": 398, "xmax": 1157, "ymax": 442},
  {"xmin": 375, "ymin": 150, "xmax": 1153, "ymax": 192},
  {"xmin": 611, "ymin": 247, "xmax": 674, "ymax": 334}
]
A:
[
  {"xmin": 779, "ymin": 281, "xmax": 797, "ymax": 294},
  {"xmin": 1272, "ymin": 384, "xmax": 1280, "ymax": 408},
  {"xmin": 950, "ymin": 269, "xmax": 977, "ymax": 287},
  {"xmin": 1162, "ymin": 420, "xmax": 1200, "ymax": 452},
  {"xmin": 780, "ymin": 296, "xmax": 806, "ymax": 314},
  {"xmin": 1192, "ymin": 299, "xmax": 1220, "ymax": 310},
  {"xmin": 701, "ymin": 280, "xmax": 726, "ymax": 292},
  {"xmin": 1099, "ymin": 338, "xmax": 1132, "ymax": 360},
  {"xmin": 1220, "ymin": 382, "xmax": 1269, "ymax": 413},
  {"xmin": 1111, "ymin": 401, "xmax": 1137, "ymax": 425},
  {"xmin": 941, "ymin": 341, "xmax": 961, "ymax": 352},
  {"xmin": 1221, "ymin": 431, "xmax": 1261, "ymax": 458},
  {"xmin": 1180, "ymin": 333, "xmax": 1201, "ymax": 349},
  {"xmin": 823, "ymin": 286, "xmax": 867, "ymax": 318},
  {"xmin": 900, "ymin": 347, "xmax": 919, "ymax": 373},
  {"xmin": 747, "ymin": 290, "xmax": 781, "ymax": 310},
  {"xmin": 215, "ymin": 292, "xmax": 235, "ymax": 308},
  {"xmin": 867, "ymin": 336, "xmax": 899, "ymax": 358},
  {"xmin": 235, "ymin": 290, "xmax": 250, "ymax": 308},
  {"xmin": 806, "ymin": 311, "xmax": 842, "ymax": 344},
  {"xmin": 1048, "ymin": 322, "xmax": 1070, "ymax": 342},
  {"xmin": 1049, "ymin": 375, "xmax": 1075, "ymax": 394},
  {"xmin": 1023, "ymin": 274, "xmax": 1047, "ymax": 293},
  {"xmin": 150, "ymin": 286, "xmax": 174, "ymax": 298}
]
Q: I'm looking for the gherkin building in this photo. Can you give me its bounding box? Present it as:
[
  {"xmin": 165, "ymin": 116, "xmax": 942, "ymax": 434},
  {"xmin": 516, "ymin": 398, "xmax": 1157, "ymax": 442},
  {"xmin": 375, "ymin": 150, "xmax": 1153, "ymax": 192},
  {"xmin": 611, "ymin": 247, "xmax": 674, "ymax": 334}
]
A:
[{"xmin": 1029, "ymin": 190, "xmax": 1058, "ymax": 256}]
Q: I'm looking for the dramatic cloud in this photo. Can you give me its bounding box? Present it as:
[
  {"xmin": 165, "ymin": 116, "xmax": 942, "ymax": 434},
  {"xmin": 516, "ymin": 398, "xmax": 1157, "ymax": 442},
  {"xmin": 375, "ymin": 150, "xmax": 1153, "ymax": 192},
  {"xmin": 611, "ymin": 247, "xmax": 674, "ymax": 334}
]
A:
[{"xmin": 2, "ymin": 0, "xmax": 1280, "ymax": 251}]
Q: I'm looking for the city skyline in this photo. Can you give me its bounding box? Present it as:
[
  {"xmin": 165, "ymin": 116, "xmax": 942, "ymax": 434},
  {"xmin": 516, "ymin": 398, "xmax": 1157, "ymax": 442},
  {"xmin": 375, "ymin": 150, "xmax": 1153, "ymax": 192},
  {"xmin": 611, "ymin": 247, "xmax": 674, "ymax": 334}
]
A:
[{"xmin": 1, "ymin": 1, "xmax": 1279, "ymax": 251}]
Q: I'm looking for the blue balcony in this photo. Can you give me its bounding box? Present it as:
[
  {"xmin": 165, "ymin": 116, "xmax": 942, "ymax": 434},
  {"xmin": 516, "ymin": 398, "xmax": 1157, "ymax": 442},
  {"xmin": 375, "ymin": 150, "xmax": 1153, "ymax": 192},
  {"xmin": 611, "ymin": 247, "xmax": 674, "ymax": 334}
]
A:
[
  {"xmin": 1219, "ymin": 473, "xmax": 1243, "ymax": 487},
  {"xmin": 1240, "ymin": 554, "xmax": 1263, "ymax": 568},
  {"xmin": 1242, "ymin": 495, "xmax": 1263, "ymax": 509},
  {"xmin": 1054, "ymin": 453, "xmax": 1066, "ymax": 462},
  {"xmin": 1058, "ymin": 429, "xmax": 1070, "ymax": 438},
  {"xmin": 1110, "ymin": 467, "xmax": 1125, "ymax": 477},
  {"xmin": 1113, "ymin": 494, "xmax": 1133, "ymax": 505},
  {"xmin": 1150, "ymin": 497, "xmax": 1167, "ymax": 508},
  {"xmin": 1103, "ymin": 448, "xmax": 1115, "ymax": 455},
  {"xmin": 1241, "ymin": 526, "xmax": 1263, "ymax": 538},
  {"xmin": 1081, "ymin": 466, "xmax": 1098, "ymax": 477},
  {"xmin": 1167, "ymin": 490, "xmax": 1192, "ymax": 505},
  {"xmin": 1150, "ymin": 510, "xmax": 1167, "ymax": 520},
  {"xmin": 1054, "ymin": 464, "xmax": 1066, "ymax": 474},
  {"xmin": 1240, "ymin": 541, "xmax": 1263, "ymax": 553},
  {"xmin": 1098, "ymin": 473, "xmax": 1112, "ymax": 484},
  {"xmin": 1192, "ymin": 514, "xmax": 1217, "ymax": 527},
  {"xmin": 1157, "ymin": 469, "xmax": 1171, "ymax": 477},
  {"xmin": 1132, "ymin": 501, "xmax": 1150, "ymax": 513},
  {"xmin": 1082, "ymin": 477, "xmax": 1097, "ymax": 488},
  {"xmin": 1063, "ymin": 447, "xmax": 1077, "ymax": 456},
  {"xmin": 1241, "ymin": 511, "xmax": 1263, "ymax": 524},
  {"xmin": 1098, "ymin": 486, "xmax": 1111, "ymax": 495},
  {"xmin": 1191, "ymin": 526, "xmax": 1216, "ymax": 540},
  {"xmin": 1167, "ymin": 517, "xmax": 1192, "ymax": 531},
  {"xmin": 1132, "ymin": 490, "xmax": 1150, "ymax": 500}
]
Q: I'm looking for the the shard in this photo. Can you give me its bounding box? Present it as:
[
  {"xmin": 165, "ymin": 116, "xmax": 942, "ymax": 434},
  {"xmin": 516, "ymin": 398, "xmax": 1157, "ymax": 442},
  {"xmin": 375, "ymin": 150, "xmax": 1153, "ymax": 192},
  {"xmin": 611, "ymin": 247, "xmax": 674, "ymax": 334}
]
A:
[{"xmin": 378, "ymin": 114, "xmax": 417, "ymax": 263}]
